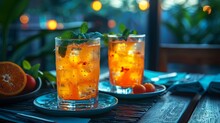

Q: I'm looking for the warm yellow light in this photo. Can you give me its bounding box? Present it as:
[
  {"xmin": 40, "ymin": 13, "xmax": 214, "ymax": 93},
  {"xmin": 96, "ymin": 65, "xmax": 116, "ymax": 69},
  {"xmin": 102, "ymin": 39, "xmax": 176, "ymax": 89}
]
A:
[
  {"xmin": 203, "ymin": 5, "xmax": 211, "ymax": 14},
  {"xmin": 47, "ymin": 20, "xmax": 57, "ymax": 30},
  {"xmin": 138, "ymin": 0, "xmax": 150, "ymax": 11},
  {"xmin": 91, "ymin": 1, "xmax": 102, "ymax": 11},
  {"xmin": 20, "ymin": 14, "xmax": 29, "ymax": 24},
  {"xmin": 108, "ymin": 19, "xmax": 116, "ymax": 28}
]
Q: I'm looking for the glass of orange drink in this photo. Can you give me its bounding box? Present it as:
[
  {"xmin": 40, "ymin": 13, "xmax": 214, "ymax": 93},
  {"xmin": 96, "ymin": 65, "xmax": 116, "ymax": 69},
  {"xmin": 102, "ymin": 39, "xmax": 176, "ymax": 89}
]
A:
[
  {"xmin": 55, "ymin": 37, "xmax": 100, "ymax": 110},
  {"xmin": 108, "ymin": 34, "xmax": 145, "ymax": 94}
]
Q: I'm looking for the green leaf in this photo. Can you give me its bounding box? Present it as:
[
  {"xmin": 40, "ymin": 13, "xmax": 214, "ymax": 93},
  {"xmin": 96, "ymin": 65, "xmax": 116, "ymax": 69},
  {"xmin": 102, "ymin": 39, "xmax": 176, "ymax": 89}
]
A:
[
  {"xmin": 58, "ymin": 41, "xmax": 68, "ymax": 57},
  {"xmin": 109, "ymin": 32, "xmax": 115, "ymax": 35},
  {"xmin": 30, "ymin": 64, "xmax": 40, "ymax": 79},
  {"xmin": 78, "ymin": 33, "xmax": 86, "ymax": 39},
  {"xmin": 130, "ymin": 30, "xmax": 137, "ymax": 35},
  {"xmin": 119, "ymin": 24, "xmax": 126, "ymax": 33},
  {"xmin": 43, "ymin": 71, "xmax": 56, "ymax": 82},
  {"xmin": 60, "ymin": 31, "xmax": 76, "ymax": 39},
  {"xmin": 22, "ymin": 60, "xmax": 31, "ymax": 70},
  {"xmin": 122, "ymin": 28, "xmax": 130, "ymax": 40},
  {"xmin": 80, "ymin": 22, "xmax": 88, "ymax": 34},
  {"xmin": 102, "ymin": 34, "xmax": 109, "ymax": 46}
]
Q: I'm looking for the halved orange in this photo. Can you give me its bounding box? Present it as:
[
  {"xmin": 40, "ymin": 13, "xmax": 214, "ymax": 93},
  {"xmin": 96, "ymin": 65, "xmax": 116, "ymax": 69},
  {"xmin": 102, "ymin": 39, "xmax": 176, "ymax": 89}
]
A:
[{"xmin": 0, "ymin": 61, "xmax": 27, "ymax": 96}]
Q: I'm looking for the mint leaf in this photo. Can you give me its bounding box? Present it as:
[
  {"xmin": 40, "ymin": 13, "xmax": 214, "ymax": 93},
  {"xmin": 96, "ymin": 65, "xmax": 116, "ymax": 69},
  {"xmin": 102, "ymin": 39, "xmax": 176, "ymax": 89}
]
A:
[
  {"xmin": 58, "ymin": 41, "xmax": 68, "ymax": 57},
  {"xmin": 122, "ymin": 28, "xmax": 130, "ymax": 40},
  {"xmin": 22, "ymin": 60, "xmax": 31, "ymax": 70},
  {"xmin": 58, "ymin": 31, "xmax": 77, "ymax": 58},
  {"xmin": 109, "ymin": 32, "xmax": 115, "ymax": 35},
  {"xmin": 80, "ymin": 22, "xmax": 88, "ymax": 34},
  {"xmin": 78, "ymin": 33, "xmax": 86, "ymax": 39},
  {"xmin": 29, "ymin": 64, "xmax": 40, "ymax": 79},
  {"xmin": 60, "ymin": 31, "xmax": 75, "ymax": 39},
  {"xmin": 130, "ymin": 30, "xmax": 137, "ymax": 35},
  {"xmin": 102, "ymin": 34, "xmax": 109, "ymax": 46},
  {"xmin": 119, "ymin": 24, "xmax": 126, "ymax": 33}
]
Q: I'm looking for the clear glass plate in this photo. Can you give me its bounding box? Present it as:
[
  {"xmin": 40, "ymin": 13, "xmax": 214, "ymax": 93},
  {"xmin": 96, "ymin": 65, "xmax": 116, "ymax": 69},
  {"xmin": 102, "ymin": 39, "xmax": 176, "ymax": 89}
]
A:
[
  {"xmin": 33, "ymin": 92, "xmax": 118, "ymax": 117},
  {"xmin": 99, "ymin": 81, "xmax": 166, "ymax": 99}
]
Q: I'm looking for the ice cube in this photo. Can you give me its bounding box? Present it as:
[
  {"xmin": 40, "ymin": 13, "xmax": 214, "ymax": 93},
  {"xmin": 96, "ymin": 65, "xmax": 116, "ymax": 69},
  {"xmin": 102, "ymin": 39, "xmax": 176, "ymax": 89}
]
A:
[
  {"xmin": 70, "ymin": 47, "xmax": 81, "ymax": 56},
  {"xmin": 114, "ymin": 43, "xmax": 126, "ymax": 52},
  {"xmin": 79, "ymin": 84, "xmax": 96, "ymax": 99},
  {"xmin": 128, "ymin": 50, "xmax": 135, "ymax": 55},
  {"xmin": 69, "ymin": 48, "xmax": 81, "ymax": 63}
]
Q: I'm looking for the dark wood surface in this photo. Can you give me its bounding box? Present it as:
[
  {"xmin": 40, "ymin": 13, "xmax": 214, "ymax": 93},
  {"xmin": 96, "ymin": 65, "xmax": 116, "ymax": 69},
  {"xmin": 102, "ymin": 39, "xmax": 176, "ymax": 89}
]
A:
[
  {"xmin": 138, "ymin": 92, "xmax": 199, "ymax": 123},
  {"xmin": 188, "ymin": 93, "xmax": 220, "ymax": 123},
  {"xmin": 0, "ymin": 88, "xmax": 219, "ymax": 123}
]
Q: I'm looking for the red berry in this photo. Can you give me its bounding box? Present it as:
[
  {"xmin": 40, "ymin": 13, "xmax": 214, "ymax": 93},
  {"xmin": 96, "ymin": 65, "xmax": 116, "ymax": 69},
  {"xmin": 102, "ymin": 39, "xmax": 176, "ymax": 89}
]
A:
[
  {"xmin": 143, "ymin": 83, "xmax": 156, "ymax": 92},
  {"xmin": 133, "ymin": 84, "xmax": 146, "ymax": 94},
  {"xmin": 23, "ymin": 74, "xmax": 37, "ymax": 93}
]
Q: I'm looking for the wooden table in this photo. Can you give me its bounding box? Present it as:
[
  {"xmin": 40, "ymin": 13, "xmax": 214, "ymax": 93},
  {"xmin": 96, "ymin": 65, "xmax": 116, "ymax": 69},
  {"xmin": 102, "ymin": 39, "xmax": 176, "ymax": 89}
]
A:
[{"xmin": 0, "ymin": 78, "xmax": 219, "ymax": 123}]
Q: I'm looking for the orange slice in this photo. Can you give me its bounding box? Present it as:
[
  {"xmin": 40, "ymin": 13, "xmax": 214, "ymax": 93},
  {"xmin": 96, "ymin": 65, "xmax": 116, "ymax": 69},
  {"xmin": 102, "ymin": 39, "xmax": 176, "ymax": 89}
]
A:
[{"xmin": 0, "ymin": 62, "xmax": 27, "ymax": 96}]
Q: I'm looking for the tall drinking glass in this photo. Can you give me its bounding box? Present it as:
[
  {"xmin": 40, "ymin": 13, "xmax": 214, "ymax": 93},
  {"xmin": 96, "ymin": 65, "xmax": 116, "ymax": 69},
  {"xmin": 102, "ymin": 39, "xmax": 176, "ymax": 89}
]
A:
[
  {"xmin": 55, "ymin": 37, "xmax": 100, "ymax": 110},
  {"xmin": 108, "ymin": 34, "xmax": 145, "ymax": 94}
]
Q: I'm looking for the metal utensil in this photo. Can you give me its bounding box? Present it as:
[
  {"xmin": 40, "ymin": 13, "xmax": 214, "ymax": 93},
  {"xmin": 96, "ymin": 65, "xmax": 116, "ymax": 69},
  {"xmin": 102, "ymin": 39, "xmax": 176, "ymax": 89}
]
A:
[
  {"xmin": 0, "ymin": 108, "xmax": 56, "ymax": 123},
  {"xmin": 149, "ymin": 72, "xmax": 177, "ymax": 82},
  {"xmin": 165, "ymin": 73, "xmax": 204, "ymax": 86}
]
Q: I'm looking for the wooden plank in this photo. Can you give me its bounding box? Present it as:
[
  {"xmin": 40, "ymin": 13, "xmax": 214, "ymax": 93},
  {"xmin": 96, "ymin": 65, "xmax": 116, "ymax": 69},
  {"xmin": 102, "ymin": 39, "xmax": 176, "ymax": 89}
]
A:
[
  {"xmin": 159, "ymin": 44, "xmax": 220, "ymax": 72},
  {"xmin": 188, "ymin": 94, "xmax": 220, "ymax": 123},
  {"xmin": 138, "ymin": 92, "xmax": 197, "ymax": 123}
]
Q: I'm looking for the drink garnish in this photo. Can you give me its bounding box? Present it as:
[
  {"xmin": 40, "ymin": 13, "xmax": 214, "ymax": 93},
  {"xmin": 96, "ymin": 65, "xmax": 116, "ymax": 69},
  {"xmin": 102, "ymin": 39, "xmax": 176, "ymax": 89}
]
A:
[
  {"xmin": 58, "ymin": 22, "xmax": 102, "ymax": 57},
  {"xmin": 103, "ymin": 24, "xmax": 138, "ymax": 45}
]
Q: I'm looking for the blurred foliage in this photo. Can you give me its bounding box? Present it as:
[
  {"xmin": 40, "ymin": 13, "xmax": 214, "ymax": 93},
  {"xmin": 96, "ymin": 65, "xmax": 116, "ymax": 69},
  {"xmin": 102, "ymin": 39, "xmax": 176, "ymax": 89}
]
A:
[
  {"xmin": 0, "ymin": 0, "xmax": 29, "ymax": 61},
  {"xmin": 162, "ymin": 0, "xmax": 220, "ymax": 44},
  {"xmin": 0, "ymin": 0, "xmax": 80, "ymax": 64},
  {"xmin": 0, "ymin": 0, "xmax": 79, "ymax": 87}
]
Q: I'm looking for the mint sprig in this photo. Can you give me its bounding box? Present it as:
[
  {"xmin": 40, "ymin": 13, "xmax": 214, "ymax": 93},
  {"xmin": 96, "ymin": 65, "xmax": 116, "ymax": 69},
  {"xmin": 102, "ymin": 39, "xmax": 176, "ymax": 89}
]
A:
[
  {"xmin": 58, "ymin": 22, "xmax": 89, "ymax": 57},
  {"xmin": 80, "ymin": 22, "xmax": 88, "ymax": 34},
  {"xmin": 58, "ymin": 22, "xmax": 104, "ymax": 57},
  {"xmin": 119, "ymin": 23, "xmax": 138, "ymax": 40},
  {"xmin": 102, "ymin": 24, "xmax": 138, "ymax": 46}
]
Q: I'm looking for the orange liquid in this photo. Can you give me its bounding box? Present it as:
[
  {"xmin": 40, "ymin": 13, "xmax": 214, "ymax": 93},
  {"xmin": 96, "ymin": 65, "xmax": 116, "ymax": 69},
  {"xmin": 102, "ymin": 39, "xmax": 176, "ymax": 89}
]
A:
[
  {"xmin": 108, "ymin": 40, "xmax": 145, "ymax": 88},
  {"xmin": 56, "ymin": 42, "xmax": 100, "ymax": 100}
]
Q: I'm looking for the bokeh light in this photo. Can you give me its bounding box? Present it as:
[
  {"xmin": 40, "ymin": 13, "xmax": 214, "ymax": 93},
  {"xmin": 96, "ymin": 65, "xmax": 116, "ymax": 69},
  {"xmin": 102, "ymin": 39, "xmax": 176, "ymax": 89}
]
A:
[
  {"xmin": 161, "ymin": 0, "xmax": 198, "ymax": 10},
  {"xmin": 20, "ymin": 14, "xmax": 29, "ymax": 24},
  {"xmin": 110, "ymin": 0, "xmax": 123, "ymax": 8},
  {"xmin": 108, "ymin": 19, "xmax": 116, "ymax": 28},
  {"xmin": 47, "ymin": 20, "xmax": 57, "ymax": 30},
  {"xmin": 57, "ymin": 23, "xmax": 64, "ymax": 29},
  {"xmin": 203, "ymin": 5, "xmax": 211, "ymax": 14},
  {"xmin": 91, "ymin": 0, "xmax": 102, "ymax": 11},
  {"xmin": 138, "ymin": 0, "xmax": 150, "ymax": 11}
]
